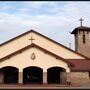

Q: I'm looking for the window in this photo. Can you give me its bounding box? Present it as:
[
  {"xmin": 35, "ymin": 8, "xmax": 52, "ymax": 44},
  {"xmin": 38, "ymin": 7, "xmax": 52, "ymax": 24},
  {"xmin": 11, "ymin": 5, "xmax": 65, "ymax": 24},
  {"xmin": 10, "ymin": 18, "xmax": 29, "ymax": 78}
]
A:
[{"xmin": 83, "ymin": 34, "xmax": 85, "ymax": 44}]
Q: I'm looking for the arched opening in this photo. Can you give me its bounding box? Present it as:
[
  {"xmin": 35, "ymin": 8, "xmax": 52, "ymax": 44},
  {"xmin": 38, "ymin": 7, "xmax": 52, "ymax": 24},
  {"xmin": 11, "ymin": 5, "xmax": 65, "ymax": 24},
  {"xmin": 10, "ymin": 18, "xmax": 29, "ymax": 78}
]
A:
[
  {"xmin": 0, "ymin": 66, "xmax": 18, "ymax": 84},
  {"xmin": 23, "ymin": 66, "xmax": 43, "ymax": 84},
  {"xmin": 47, "ymin": 67, "xmax": 66, "ymax": 84}
]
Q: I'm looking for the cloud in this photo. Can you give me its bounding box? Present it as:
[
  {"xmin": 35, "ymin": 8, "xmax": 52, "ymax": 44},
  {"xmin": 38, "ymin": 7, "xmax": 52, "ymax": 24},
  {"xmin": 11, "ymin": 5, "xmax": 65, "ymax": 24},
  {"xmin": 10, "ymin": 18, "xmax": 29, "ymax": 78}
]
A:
[
  {"xmin": 0, "ymin": 6, "xmax": 12, "ymax": 11},
  {"xmin": 17, "ymin": 8, "xmax": 30, "ymax": 14},
  {"xmin": 0, "ymin": 12, "xmax": 74, "ymax": 49},
  {"xmin": 24, "ymin": 1, "xmax": 51, "ymax": 8},
  {"xmin": 0, "ymin": 1, "xmax": 90, "ymax": 50}
]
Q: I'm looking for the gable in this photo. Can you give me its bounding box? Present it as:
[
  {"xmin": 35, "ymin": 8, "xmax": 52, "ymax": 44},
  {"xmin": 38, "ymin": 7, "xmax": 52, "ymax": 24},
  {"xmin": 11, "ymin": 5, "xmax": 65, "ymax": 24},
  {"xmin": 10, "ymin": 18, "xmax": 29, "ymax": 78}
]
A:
[
  {"xmin": 0, "ymin": 30, "xmax": 88, "ymax": 59},
  {"xmin": 0, "ymin": 44, "xmax": 70, "ymax": 72}
]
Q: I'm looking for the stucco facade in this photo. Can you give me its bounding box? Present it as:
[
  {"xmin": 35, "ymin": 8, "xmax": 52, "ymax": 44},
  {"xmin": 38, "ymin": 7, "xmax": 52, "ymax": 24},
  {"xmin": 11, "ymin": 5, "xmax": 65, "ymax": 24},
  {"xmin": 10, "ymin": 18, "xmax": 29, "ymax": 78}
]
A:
[
  {"xmin": 0, "ymin": 47, "xmax": 70, "ymax": 72},
  {"xmin": 0, "ymin": 30, "xmax": 90, "ymax": 86}
]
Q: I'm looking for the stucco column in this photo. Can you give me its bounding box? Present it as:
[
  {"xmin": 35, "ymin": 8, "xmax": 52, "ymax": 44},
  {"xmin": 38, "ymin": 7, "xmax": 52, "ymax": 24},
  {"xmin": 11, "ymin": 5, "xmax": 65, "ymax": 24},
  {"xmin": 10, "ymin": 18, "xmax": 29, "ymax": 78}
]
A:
[
  {"xmin": 0, "ymin": 72, "xmax": 4, "ymax": 84},
  {"xmin": 18, "ymin": 72, "xmax": 23, "ymax": 84},
  {"xmin": 43, "ymin": 72, "xmax": 47, "ymax": 84}
]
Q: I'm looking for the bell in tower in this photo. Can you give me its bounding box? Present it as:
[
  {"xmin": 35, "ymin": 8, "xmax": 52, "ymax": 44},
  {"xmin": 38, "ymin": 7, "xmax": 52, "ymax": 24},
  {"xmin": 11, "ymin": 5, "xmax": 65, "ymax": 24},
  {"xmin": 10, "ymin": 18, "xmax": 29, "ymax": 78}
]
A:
[{"xmin": 71, "ymin": 18, "xmax": 90, "ymax": 58}]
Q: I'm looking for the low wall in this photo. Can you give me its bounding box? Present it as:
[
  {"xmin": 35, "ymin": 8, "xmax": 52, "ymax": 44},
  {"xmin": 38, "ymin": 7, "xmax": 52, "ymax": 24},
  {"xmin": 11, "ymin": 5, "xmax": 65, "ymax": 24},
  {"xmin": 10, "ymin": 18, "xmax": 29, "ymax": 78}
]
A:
[{"xmin": 66, "ymin": 72, "xmax": 90, "ymax": 86}]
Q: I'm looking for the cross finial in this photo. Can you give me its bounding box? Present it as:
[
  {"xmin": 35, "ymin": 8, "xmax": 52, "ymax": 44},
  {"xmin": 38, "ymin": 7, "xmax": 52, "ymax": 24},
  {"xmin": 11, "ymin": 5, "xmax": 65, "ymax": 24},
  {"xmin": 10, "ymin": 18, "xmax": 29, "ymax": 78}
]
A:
[
  {"xmin": 29, "ymin": 36, "xmax": 35, "ymax": 44},
  {"xmin": 79, "ymin": 18, "xmax": 84, "ymax": 27}
]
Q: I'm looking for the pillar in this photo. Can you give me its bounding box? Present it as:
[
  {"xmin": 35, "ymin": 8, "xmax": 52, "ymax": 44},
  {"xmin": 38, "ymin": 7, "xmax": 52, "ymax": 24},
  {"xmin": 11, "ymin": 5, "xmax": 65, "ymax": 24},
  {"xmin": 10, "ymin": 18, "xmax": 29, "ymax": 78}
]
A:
[
  {"xmin": 18, "ymin": 72, "xmax": 23, "ymax": 84},
  {"xmin": 60, "ymin": 72, "xmax": 67, "ymax": 84},
  {"xmin": 0, "ymin": 72, "xmax": 4, "ymax": 84},
  {"xmin": 43, "ymin": 72, "xmax": 47, "ymax": 84}
]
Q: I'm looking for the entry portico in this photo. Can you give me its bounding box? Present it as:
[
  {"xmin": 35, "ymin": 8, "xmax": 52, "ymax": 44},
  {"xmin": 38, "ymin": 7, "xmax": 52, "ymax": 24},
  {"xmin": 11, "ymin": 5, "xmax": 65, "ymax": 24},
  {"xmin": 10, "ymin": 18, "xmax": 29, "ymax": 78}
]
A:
[{"xmin": 0, "ymin": 43, "xmax": 70, "ymax": 84}]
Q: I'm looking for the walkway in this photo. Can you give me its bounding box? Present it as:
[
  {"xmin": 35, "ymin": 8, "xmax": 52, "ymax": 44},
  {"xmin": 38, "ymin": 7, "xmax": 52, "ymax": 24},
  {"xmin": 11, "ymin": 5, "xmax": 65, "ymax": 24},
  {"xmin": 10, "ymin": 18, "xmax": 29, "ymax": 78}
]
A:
[{"xmin": 0, "ymin": 84, "xmax": 86, "ymax": 89}]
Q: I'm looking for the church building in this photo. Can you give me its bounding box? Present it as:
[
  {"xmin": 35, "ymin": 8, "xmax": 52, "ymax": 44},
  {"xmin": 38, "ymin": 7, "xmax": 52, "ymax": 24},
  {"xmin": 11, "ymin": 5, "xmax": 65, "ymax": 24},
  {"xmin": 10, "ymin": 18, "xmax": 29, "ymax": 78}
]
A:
[{"xmin": 0, "ymin": 18, "xmax": 90, "ymax": 86}]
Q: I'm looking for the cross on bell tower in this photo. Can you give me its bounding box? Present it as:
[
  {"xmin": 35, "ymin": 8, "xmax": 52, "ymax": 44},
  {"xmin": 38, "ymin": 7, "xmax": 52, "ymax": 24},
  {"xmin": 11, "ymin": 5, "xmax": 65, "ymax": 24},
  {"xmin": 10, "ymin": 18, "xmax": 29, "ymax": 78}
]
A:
[
  {"xmin": 79, "ymin": 18, "xmax": 84, "ymax": 27},
  {"xmin": 29, "ymin": 36, "xmax": 35, "ymax": 44},
  {"xmin": 71, "ymin": 18, "xmax": 90, "ymax": 58}
]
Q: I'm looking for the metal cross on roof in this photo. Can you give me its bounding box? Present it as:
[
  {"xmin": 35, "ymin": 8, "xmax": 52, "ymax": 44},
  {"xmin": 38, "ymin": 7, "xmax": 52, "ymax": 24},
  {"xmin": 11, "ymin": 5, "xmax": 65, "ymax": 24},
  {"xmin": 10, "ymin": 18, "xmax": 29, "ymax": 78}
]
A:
[
  {"xmin": 79, "ymin": 18, "xmax": 84, "ymax": 27},
  {"xmin": 29, "ymin": 36, "xmax": 35, "ymax": 44}
]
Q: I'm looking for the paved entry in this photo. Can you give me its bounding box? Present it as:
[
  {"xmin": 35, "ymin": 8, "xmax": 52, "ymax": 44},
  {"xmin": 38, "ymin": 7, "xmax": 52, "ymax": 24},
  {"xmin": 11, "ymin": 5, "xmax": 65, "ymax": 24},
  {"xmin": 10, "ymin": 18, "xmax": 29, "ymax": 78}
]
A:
[
  {"xmin": 47, "ymin": 67, "xmax": 66, "ymax": 84},
  {"xmin": 0, "ymin": 66, "xmax": 18, "ymax": 84},
  {"xmin": 23, "ymin": 66, "xmax": 43, "ymax": 84}
]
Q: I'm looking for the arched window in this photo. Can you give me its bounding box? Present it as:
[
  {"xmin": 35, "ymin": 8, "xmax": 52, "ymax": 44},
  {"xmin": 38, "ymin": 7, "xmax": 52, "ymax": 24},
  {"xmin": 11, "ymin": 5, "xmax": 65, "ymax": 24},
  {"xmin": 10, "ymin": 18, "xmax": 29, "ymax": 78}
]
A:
[{"xmin": 83, "ymin": 34, "xmax": 85, "ymax": 44}]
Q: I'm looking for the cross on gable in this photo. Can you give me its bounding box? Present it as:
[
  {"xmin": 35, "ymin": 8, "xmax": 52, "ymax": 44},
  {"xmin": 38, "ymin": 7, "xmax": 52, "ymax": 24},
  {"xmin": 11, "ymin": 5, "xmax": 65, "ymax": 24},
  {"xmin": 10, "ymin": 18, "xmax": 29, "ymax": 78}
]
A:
[
  {"xmin": 79, "ymin": 18, "xmax": 84, "ymax": 27},
  {"xmin": 29, "ymin": 36, "xmax": 35, "ymax": 44}
]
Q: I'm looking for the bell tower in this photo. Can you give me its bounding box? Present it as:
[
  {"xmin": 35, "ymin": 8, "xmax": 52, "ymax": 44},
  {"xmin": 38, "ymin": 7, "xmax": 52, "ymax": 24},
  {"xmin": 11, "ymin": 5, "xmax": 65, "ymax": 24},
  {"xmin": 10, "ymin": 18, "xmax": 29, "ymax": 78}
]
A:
[{"xmin": 71, "ymin": 18, "xmax": 90, "ymax": 58}]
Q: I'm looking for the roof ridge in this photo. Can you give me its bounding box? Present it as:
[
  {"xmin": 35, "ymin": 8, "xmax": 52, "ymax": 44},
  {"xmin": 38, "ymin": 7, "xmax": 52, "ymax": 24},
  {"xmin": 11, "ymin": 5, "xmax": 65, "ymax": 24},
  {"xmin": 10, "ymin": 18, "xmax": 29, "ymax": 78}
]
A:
[
  {"xmin": 0, "ymin": 29, "xmax": 34, "ymax": 46},
  {"xmin": 0, "ymin": 29, "xmax": 88, "ymax": 59}
]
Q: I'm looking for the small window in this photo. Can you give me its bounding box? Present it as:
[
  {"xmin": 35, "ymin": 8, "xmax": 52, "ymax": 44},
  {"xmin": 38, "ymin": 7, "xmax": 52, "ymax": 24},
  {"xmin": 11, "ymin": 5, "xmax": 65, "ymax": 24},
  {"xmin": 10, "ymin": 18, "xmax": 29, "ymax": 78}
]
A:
[{"xmin": 83, "ymin": 34, "xmax": 85, "ymax": 44}]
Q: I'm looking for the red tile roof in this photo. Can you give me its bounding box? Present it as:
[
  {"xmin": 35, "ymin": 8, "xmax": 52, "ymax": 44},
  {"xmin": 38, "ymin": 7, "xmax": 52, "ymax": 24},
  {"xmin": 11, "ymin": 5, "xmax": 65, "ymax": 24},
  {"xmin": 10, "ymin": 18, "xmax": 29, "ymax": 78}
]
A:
[{"xmin": 67, "ymin": 59, "xmax": 90, "ymax": 71}]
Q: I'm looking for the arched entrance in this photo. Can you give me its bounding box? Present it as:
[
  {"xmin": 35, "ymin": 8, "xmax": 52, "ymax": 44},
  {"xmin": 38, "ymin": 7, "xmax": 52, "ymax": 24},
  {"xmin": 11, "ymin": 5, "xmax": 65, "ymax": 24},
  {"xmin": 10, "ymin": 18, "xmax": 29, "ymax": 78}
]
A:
[
  {"xmin": 23, "ymin": 66, "xmax": 43, "ymax": 84},
  {"xmin": 47, "ymin": 67, "xmax": 66, "ymax": 84},
  {"xmin": 0, "ymin": 66, "xmax": 18, "ymax": 84}
]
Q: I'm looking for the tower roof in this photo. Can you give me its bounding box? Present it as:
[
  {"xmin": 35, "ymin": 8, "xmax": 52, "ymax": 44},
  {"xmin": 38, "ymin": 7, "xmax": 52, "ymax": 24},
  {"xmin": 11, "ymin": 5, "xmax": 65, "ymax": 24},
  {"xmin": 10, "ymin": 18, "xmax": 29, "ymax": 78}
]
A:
[{"xmin": 71, "ymin": 26, "xmax": 90, "ymax": 34}]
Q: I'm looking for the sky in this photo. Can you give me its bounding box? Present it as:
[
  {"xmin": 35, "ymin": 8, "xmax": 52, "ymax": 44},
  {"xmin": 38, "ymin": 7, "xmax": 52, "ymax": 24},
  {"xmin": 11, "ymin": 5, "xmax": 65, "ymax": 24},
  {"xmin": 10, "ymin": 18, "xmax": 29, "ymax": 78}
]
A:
[{"xmin": 0, "ymin": 1, "xmax": 90, "ymax": 50}]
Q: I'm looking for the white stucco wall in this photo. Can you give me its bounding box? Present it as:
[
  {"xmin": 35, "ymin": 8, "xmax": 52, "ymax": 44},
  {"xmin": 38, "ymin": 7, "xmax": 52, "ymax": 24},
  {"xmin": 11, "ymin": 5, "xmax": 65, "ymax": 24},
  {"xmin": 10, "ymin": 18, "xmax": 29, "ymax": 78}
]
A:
[
  {"xmin": 0, "ymin": 31, "xmax": 85, "ymax": 59},
  {"xmin": 0, "ymin": 47, "xmax": 70, "ymax": 72}
]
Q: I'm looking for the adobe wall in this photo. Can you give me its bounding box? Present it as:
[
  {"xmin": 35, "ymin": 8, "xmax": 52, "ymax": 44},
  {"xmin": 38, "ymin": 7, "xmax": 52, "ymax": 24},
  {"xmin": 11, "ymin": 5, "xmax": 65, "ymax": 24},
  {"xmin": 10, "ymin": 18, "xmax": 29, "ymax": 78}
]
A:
[
  {"xmin": 75, "ymin": 31, "xmax": 90, "ymax": 58},
  {"xmin": 67, "ymin": 72, "xmax": 90, "ymax": 86}
]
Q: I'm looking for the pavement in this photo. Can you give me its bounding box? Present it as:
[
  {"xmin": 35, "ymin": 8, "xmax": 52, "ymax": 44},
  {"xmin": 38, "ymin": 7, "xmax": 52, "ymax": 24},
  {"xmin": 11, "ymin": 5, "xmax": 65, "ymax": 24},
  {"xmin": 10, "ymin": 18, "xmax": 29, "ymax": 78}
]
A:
[{"xmin": 0, "ymin": 84, "xmax": 90, "ymax": 89}]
